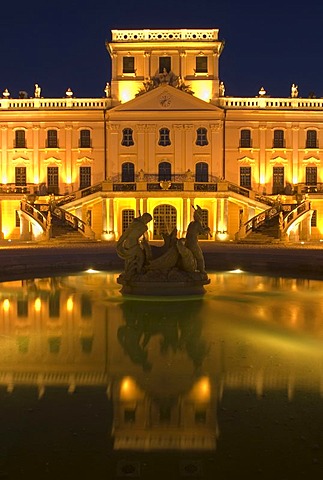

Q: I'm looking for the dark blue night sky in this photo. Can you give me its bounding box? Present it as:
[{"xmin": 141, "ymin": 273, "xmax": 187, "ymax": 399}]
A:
[{"xmin": 2, "ymin": 0, "xmax": 323, "ymax": 99}]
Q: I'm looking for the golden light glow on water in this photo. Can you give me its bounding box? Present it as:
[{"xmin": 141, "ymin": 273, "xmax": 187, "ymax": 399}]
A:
[
  {"xmin": 120, "ymin": 377, "xmax": 143, "ymax": 401},
  {"xmin": 189, "ymin": 376, "xmax": 211, "ymax": 402},
  {"xmin": 2, "ymin": 298, "xmax": 10, "ymax": 311},
  {"xmin": 66, "ymin": 296, "xmax": 74, "ymax": 312},
  {"xmin": 34, "ymin": 298, "xmax": 41, "ymax": 312}
]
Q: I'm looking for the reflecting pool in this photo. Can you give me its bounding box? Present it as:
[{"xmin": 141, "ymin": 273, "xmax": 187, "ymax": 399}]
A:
[{"xmin": 0, "ymin": 270, "xmax": 323, "ymax": 479}]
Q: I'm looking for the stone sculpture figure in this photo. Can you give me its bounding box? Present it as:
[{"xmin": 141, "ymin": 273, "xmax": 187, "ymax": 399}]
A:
[
  {"xmin": 185, "ymin": 205, "xmax": 211, "ymax": 275},
  {"xmin": 34, "ymin": 84, "xmax": 41, "ymax": 98},
  {"xmin": 291, "ymin": 83, "xmax": 298, "ymax": 98},
  {"xmin": 219, "ymin": 81, "xmax": 225, "ymax": 97},
  {"xmin": 116, "ymin": 212, "xmax": 152, "ymax": 278},
  {"xmin": 116, "ymin": 210, "xmax": 210, "ymax": 295}
]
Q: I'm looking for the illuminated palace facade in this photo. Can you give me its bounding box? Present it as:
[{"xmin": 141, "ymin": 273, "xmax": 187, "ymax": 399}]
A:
[{"xmin": 1, "ymin": 28, "xmax": 323, "ymax": 242}]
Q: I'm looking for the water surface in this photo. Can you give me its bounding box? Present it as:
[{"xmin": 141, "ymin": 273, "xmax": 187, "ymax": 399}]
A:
[{"xmin": 0, "ymin": 270, "xmax": 322, "ymax": 479}]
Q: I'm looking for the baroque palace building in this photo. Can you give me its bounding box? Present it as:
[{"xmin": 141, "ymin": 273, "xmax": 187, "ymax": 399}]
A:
[{"xmin": 0, "ymin": 28, "xmax": 320, "ymax": 242}]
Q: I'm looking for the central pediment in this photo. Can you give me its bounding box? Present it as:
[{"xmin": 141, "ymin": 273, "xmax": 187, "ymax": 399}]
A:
[{"xmin": 109, "ymin": 85, "xmax": 222, "ymax": 115}]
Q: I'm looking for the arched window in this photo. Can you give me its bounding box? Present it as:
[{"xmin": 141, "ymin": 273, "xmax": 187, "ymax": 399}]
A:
[
  {"xmin": 153, "ymin": 204, "xmax": 177, "ymax": 239},
  {"xmin": 158, "ymin": 161, "xmax": 171, "ymax": 181},
  {"xmin": 121, "ymin": 162, "xmax": 135, "ymax": 182},
  {"xmin": 122, "ymin": 209, "xmax": 135, "ymax": 233},
  {"xmin": 306, "ymin": 130, "xmax": 318, "ymax": 149},
  {"xmin": 195, "ymin": 162, "xmax": 209, "ymax": 182},
  {"xmin": 196, "ymin": 128, "xmax": 208, "ymax": 146},
  {"xmin": 158, "ymin": 128, "xmax": 171, "ymax": 146},
  {"xmin": 121, "ymin": 128, "xmax": 134, "ymax": 146}
]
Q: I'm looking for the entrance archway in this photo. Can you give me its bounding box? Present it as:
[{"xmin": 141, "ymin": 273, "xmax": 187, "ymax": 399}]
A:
[{"xmin": 153, "ymin": 204, "xmax": 177, "ymax": 239}]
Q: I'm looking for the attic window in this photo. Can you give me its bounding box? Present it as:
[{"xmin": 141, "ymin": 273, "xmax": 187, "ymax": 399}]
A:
[
  {"xmin": 195, "ymin": 56, "xmax": 208, "ymax": 73},
  {"xmin": 123, "ymin": 56, "xmax": 135, "ymax": 74}
]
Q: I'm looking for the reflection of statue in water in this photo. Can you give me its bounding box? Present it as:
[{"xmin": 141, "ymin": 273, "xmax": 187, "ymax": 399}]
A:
[
  {"xmin": 116, "ymin": 213, "xmax": 152, "ymax": 278},
  {"xmin": 117, "ymin": 299, "xmax": 208, "ymax": 371},
  {"xmin": 185, "ymin": 205, "xmax": 211, "ymax": 275}
]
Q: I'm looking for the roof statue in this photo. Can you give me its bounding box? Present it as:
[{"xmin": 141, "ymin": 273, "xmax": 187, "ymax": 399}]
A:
[
  {"xmin": 291, "ymin": 83, "xmax": 298, "ymax": 98},
  {"xmin": 34, "ymin": 84, "xmax": 41, "ymax": 98},
  {"xmin": 219, "ymin": 81, "xmax": 225, "ymax": 97}
]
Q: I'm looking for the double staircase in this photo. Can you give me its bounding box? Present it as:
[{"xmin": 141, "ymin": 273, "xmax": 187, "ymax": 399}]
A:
[
  {"xmin": 20, "ymin": 200, "xmax": 96, "ymax": 243},
  {"xmin": 237, "ymin": 201, "xmax": 312, "ymax": 244},
  {"xmin": 49, "ymin": 216, "xmax": 96, "ymax": 243}
]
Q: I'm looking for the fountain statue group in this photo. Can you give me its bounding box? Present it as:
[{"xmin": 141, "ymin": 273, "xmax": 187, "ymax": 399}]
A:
[{"xmin": 116, "ymin": 206, "xmax": 211, "ymax": 295}]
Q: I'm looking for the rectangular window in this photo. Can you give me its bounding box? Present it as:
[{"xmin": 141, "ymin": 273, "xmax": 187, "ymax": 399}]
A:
[
  {"xmin": 273, "ymin": 166, "xmax": 284, "ymax": 194},
  {"xmin": 15, "ymin": 210, "xmax": 20, "ymax": 227},
  {"xmin": 80, "ymin": 166, "xmax": 91, "ymax": 189},
  {"xmin": 47, "ymin": 130, "xmax": 58, "ymax": 148},
  {"xmin": 15, "ymin": 130, "xmax": 26, "ymax": 148},
  {"xmin": 123, "ymin": 56, "xmax": 135, "ymax": 74},
  {"xmin": 17, "ymin": 298, "xmax": 28, "ymax": 317},
  {"xmin": 79, "ymin": 129, "xmax": 91, "ymax": 148},
  {"xmin": 124, "ymin": 409, "xmax": 136, "ymax": 423},
  {"xmin": 273, "ymin": 130, "xmax": 285, "ymax": 148},
  {"xmin": 240, "ymin": 166, "xmax": 251, "ymax": 189},
  {"xmin": 15, "ymin": 166, "xmax": 27, "ymax": 186},
  {"xmin": 49, "ymin": 292, "xmax": 60, "ymax": 318},
  {"xmin": 240, "ymin": 129, "xmax": 251, "ymax": 148},
  {"xmin": 81, "ymin": 294, "xmax": 92, "ymax": 318},
  {"xmin": 195, "ymin": 56, "xmax": 208, "ymax": 73},
  {"xmin": 311, "ymin": 209, "xmax": 317, "ymax": 227},
  {"xmin": 306, "ymin": 166, "xmax": 317, "ymax": 185},
  {"xmin": 47, "ymin": 166, "xmax": 59, "ymax": 194},
  {"xmin": 159, "ymin": 56, "xmax": 171, "ymax": 73},
  {"xmin": 306, "ymin": 130, "xmax": 318, "ymax": 149}
]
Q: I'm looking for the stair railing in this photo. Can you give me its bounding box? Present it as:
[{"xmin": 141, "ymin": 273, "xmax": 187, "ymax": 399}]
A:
[
  {"xmin": 281, "ymin": 200, "xmax": 312, "ymax": 234},
  {"xmin": 236, "ymin": 205, "xmax": 281, "ymax": 239},
  {"xmin": 20, "ymin": 200, "xmax": 48, "ymax": 234},
  {"xmin": 51, "ymin": 206, "xmax": 95, "ymax": 239}
]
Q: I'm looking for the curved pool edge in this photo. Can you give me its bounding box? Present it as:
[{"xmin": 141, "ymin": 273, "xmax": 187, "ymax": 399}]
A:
[{"xmin": 0, "ymin": 242, "xmax": 322, "ymax": 281}]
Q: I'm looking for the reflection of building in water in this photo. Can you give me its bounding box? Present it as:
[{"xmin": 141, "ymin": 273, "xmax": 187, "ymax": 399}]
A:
[
  {"xmin": 0, "ymin": 275, "xmax": 108, "ymax": 396},
  {"xmin": 1, "ymin": 272, "xmax": 323, "ymax": 452},
  {"xmin": 112, "ymin": 299, "xmax": 218, "ymax": 450},
  {"xmin": 112, "ymin": 375, "xmax": 219, "ymax": 451}
]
